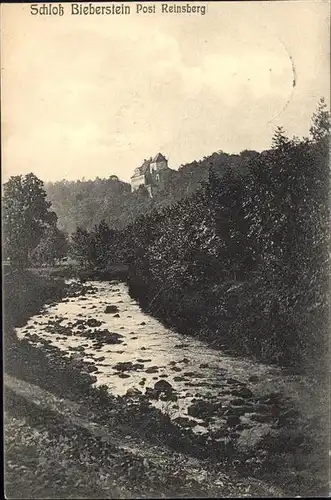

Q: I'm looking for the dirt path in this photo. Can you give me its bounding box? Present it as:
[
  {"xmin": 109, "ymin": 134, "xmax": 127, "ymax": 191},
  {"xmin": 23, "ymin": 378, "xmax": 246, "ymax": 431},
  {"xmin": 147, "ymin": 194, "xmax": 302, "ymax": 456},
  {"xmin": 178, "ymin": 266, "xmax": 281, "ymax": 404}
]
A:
[{"xmin": 4, "ymin": 375, "xmax": 283, "ymax": 498}]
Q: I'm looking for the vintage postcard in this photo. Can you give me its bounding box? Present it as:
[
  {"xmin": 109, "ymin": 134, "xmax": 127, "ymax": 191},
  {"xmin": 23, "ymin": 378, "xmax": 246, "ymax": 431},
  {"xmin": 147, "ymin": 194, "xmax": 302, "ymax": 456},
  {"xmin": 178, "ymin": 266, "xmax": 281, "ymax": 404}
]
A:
[{"xmin": 1, "ymin": 0, "xmax": 330, "ymax": 498}]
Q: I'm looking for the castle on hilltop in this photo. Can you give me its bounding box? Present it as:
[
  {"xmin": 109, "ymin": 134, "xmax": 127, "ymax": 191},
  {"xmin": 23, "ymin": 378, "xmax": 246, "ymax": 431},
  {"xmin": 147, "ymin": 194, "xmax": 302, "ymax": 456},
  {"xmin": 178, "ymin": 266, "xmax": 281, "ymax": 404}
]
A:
[{"xmin": 130, "ymin": 152, "xmax": 170, "ymax": 197}]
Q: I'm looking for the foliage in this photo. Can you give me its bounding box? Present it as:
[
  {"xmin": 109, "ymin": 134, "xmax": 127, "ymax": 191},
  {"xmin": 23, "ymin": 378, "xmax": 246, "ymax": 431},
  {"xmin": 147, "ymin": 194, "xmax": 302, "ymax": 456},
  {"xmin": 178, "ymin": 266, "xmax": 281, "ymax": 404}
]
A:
[
  {"xmin": 31, "ymin": 226, "xmax": 69, "ymax": 266},
  {"xmin": 69, "ymin": 221, "xmax": 123, "ymax": 269},
  {"xmin": 3, "ymin": 271, "xmax": 66, "ymax": 334},
  {"xmin": 69, "ymin": 227, "xmax": 95, "ymax": 267},
  {"xmin": 3, "ymin": 173, "xmax": 57, "ymax": 268},
  {"xmin": 309, "ymin": 97, "xmax": 330, "ymax": 142}
]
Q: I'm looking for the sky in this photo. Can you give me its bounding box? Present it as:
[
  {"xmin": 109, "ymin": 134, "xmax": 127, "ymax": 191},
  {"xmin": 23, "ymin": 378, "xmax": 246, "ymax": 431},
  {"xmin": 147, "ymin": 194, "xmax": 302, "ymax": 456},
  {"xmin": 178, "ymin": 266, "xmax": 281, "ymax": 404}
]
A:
[{"xmin": 1, "ymin": 1, "xmax": 330, "ymax": 183}]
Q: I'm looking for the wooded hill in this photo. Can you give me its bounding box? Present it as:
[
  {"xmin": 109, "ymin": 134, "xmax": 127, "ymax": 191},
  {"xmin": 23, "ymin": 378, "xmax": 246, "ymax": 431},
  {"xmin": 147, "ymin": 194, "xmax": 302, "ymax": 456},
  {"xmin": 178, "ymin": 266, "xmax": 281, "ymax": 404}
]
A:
[
  {"xmin": 67, "ymin": 98, "xmax": 330, "ymax": 370},
  {"xmin": 45, "ymin": 150, "xmax": 259, "ymax": 234}
]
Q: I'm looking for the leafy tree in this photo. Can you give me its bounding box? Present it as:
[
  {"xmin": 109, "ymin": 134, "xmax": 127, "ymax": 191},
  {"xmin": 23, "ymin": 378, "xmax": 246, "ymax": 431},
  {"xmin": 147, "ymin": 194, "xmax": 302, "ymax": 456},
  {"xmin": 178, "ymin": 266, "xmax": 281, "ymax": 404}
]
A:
[
  {"xmin": 309, "ymin": 97, "xmax": 330, "ymax": 142},
  {"xmin": 207, "ymin": 166, "xmax": 252, "ymax": 280},
  {"xmin": 3, "ymin": 173, "xmax": 57, "ymax": 268},
  {"xmin": 31, "ymin": 226, "xmax": 69, "ymax": 266},
  {"xmin": 69, "ymin": 227, "xmax": 96, "ymax": 267},
  {"xmin": 93, "ymin": 220, "xmax": 114, "ymax": 268}
]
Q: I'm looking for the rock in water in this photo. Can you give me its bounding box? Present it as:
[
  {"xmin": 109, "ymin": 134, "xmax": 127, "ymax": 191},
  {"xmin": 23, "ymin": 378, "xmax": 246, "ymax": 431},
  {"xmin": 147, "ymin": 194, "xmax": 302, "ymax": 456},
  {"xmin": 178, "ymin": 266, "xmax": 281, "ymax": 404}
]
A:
[
  {"xmin": 105, "ymin": 305, "xmax": 119, "ymax": 314},
  {"xmin": 145, "ymin": 366, "xmax": 159, "ymax": 374},
  {"xmin": 173, "ymin": 367, "xmax": 182, "ymax": 372},
  {"xmin": 154, "ymin": 379, "xmax": 174, "ymax": 393},
  {"xmin": 114, "ymin": 361, "xmax": 144, "ymax": 372},
  {"xmin": 86, "ymin": 318, "xmax": 102, "ymax": 327}
]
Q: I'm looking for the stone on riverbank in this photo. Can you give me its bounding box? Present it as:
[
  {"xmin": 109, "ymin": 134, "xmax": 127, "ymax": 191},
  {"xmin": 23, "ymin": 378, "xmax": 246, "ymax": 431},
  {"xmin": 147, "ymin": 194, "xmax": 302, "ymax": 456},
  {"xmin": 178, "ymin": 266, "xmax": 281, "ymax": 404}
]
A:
[
  {"xmin": 85, "ymin": 364, "xmax": 98, "ymax": 373},
  {"xmin": 187, "ymin": 399, "xmax": 220, "ymax": 419},
  {"xmin": 145, "ymin": 380, "xmax": 176, "ymax": 402},
  {"xmin": 250, "ymin": 412, "xmax": 274, "ymax": 423},
  {"xmin": 226, "ymin": 415, "xmax": 241, "ymax": 427},
  {"xmin": 125, "ymin": 388, "xmax": 143, "ymax": 397},
  {"xmin": 174, "ymin": 417, "xmax": 197, "ymax": 428},
  {"xmin": 145, "ymin": 388, "xmax": 159, "ymax": 400},
  {"xmin": 154, "ymin": 380, "xmax": 173, "ymax": 393},
  {"xmin": 231, "ymin": 387, "xmax": 253, "ymax": 399}
]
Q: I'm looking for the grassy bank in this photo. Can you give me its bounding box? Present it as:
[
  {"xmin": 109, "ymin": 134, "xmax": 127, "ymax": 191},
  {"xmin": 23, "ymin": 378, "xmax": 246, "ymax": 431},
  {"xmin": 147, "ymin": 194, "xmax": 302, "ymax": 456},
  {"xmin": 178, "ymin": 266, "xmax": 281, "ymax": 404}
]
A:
[
  {"xmin": 127, "ymin": 269, "xmax": 328, "ymax": 376},
  {"xmin": 4, "ymin": 269, "xmax": 66, "ymax": 330},
  {"xmin": 48, "ymin": 264, "xmax": 129, "ymax": 281}
]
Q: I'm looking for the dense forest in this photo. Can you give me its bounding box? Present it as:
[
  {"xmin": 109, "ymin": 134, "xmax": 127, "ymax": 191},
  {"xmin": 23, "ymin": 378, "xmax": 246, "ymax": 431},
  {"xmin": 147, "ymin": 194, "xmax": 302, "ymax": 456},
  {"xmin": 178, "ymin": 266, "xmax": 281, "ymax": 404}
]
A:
[
  {"xmin": 69, "ymin": 99, "xmax": 330, "ymax": 371},
  {"xmin": 45, "ymin": 150, "xmax": 260, "ymax": 233}
]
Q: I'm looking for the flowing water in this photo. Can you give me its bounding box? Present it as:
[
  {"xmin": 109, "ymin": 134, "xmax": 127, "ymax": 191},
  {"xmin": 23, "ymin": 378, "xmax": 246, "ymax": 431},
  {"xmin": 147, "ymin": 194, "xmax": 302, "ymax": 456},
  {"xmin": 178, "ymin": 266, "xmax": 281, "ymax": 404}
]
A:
[{"xmin": 16, "ymin": 279, "xmax": 302, "ymax": 439}]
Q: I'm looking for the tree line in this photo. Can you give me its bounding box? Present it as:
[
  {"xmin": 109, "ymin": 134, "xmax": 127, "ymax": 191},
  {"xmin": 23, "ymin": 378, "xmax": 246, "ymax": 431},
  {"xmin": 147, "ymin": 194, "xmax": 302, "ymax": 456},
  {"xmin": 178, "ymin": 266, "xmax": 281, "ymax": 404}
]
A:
[
  {"xmin": 44, "ymin": 150, "xmax": 260, "ymax": 234},
  {"xmin": 3, "ymin": 99, "xmax": 329, "ymax": 370},
  {"xmin": 69, "ymin": 99, "xmax": 329, "ymax": 369}
]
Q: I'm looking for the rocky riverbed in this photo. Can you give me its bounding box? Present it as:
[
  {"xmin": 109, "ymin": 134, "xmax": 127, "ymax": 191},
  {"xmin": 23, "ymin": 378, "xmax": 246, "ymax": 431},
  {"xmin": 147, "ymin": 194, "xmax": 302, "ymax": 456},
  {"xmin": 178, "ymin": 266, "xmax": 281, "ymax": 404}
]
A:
[{"xmin": 14, "ymin": 279, "xmax": 307, "ymax": 455}]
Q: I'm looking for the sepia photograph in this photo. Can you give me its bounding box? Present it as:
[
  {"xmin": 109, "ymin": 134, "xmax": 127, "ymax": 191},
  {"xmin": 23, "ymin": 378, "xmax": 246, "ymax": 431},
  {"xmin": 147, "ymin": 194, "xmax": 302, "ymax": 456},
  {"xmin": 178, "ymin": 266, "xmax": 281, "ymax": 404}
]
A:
[{"xmin": 1, "ymin": 0, "xmax": 330, "ymax": 498}]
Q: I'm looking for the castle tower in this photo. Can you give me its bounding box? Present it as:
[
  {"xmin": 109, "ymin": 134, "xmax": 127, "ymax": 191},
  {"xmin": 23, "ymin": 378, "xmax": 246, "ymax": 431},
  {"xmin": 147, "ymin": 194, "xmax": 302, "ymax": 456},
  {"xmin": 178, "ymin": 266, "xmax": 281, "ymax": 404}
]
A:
[
  {"xmin": 130, "ymin": 152, "xmax": 169, "ymax": 195},
  {"xmin": 149, "ymin": 153, "xmax": 168, "ymax": 174}
]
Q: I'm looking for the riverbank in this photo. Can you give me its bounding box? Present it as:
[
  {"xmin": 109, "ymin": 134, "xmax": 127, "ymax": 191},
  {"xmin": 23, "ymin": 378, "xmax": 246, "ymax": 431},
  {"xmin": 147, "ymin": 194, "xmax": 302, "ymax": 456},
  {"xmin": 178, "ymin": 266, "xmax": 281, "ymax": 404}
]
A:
[
  {"xmin": 49, "ymin": 263, "xmax": 129, "ymax": 281},
  {"xmin": 6, "ymin": 373, "xmax": 286, "ymax": 499},
  {"xmin": 4, "ymin": 269, "xmax": 66, "ymax": 329},
  {"xmin": 3, "ymin": 274, "xmax": 281, "ymax": 498},
  {"xmin": 4, "ymin": 273, "xmax": 329, "ymax": 497},
  {"xmin": 127, "ymin": 273, "xmax": 328, "ymax": 376}
]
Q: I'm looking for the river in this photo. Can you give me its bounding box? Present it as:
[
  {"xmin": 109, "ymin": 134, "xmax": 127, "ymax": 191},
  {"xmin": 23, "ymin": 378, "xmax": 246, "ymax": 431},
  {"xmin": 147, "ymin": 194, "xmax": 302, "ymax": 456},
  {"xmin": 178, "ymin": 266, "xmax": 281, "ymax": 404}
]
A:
[{"xmin": 15, "ymin": 279, "xmax": 303, "ymax": 443}]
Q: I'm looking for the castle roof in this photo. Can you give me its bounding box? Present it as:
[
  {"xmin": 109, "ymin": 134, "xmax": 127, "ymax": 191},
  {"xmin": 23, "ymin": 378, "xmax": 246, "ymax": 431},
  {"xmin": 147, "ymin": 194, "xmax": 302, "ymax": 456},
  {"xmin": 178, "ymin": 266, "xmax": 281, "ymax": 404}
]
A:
[
  {"xmin": 140, "ymin": 158, "xmax": 152, "ymax": 172},
  {"xmin": 131, "ymin": 153, "xmax": 167, "ymax": 179},
  {"xmin": 131, "ymin": 158, "xmax": 152, "ymax": 178},
  {"xmin": 151, "ymin": 152, "xmax": 166, "ymax": 163}
]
